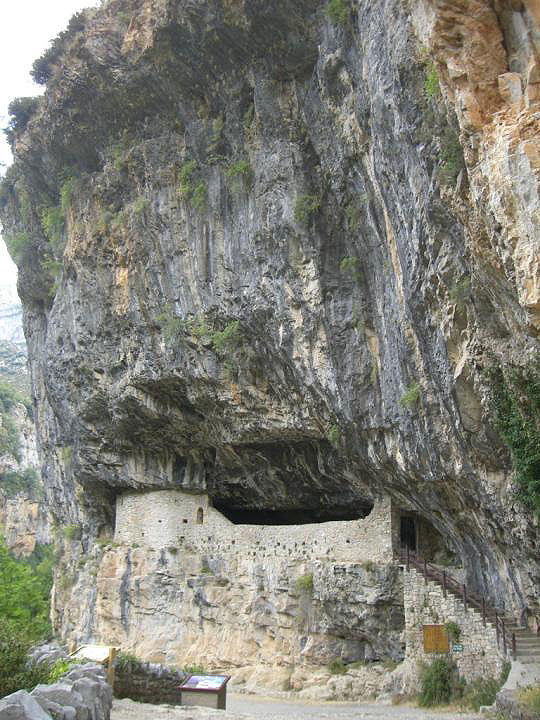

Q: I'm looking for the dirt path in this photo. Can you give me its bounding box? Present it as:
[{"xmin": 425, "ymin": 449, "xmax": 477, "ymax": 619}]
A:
[{"xmin": 112, "ymin": 693, "xmax": 482, "ymax": 720}]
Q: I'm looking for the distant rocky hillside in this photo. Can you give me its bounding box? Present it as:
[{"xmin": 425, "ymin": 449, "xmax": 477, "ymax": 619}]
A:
[
  {"xmin": 0, "ymin": 281, "xmax": 50, "ymax": 554},
  {"xmin": 0, "ymin": 284, "xmax": 24, "ymax": 347}
]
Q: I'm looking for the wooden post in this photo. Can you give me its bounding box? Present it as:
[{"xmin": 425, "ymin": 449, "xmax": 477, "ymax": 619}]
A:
[
  {"xmin": 107, "ymin": 647, "xmax": 117, "ymax": 689},
  {"xmin": 482, "ymin": 597, "xmax": 486, "ymax": 627},
  {"xmin": 442, "ymin": 571, "xmax": 447, "ymax": 598}
]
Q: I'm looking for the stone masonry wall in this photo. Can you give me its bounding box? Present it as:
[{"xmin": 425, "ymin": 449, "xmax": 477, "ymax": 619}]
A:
[
  {"xmin": 404, "ymin": 567, "xmax": 505, "ymax": 682},
  {"xmin": 114, "ymin": 491, "xmax": 395, "ymax": 564}
]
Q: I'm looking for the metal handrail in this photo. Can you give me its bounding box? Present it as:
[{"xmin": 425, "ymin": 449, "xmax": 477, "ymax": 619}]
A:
[{"xmin": 400, "ymin": 547, "xmax": 516, "ymax": 660}]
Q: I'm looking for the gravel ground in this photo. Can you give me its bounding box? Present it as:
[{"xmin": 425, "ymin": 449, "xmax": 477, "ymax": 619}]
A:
[{"xmin": 112, "ymin": 693, "xmax": 482, "ymax": 720}]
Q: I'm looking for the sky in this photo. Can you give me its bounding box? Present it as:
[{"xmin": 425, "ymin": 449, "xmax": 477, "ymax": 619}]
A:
[{"xmin": 0, "ymin": 0, "xmax": 100, "ymax": 292}]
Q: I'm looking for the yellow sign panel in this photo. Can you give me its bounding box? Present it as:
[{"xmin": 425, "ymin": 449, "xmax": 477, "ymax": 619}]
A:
[{"xmin": 423, "ymin": 625, "xmax": 449, "ymax": 653}]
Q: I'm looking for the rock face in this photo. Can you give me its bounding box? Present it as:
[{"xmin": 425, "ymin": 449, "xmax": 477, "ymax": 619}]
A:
[{"xmin": 1, "ymin": 0, "xmax": 539, "ymax": 677}]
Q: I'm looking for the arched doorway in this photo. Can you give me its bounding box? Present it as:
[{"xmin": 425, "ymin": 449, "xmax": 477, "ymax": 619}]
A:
[{"xmin": 196, "ymin": 507, "xmax": 204, "ymax": 524}]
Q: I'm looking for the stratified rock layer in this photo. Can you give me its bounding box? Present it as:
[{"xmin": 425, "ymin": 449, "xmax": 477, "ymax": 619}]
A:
[{"xmin": 1, "ymin": 0, "xmax": 539, "ymax": 671}]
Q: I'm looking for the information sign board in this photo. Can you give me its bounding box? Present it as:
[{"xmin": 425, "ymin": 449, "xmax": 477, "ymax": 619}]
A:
[
  {"xmin": 181, "ymin": 675, "xmax": 229, "ymax": 691},
  {"xmin": 452, "ymin": 643, "xmax": 464, "ymax": 652}
]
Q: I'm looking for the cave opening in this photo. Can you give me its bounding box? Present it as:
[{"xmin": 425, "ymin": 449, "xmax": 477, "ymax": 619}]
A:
[{"xmin": 213, "ymin": 501, "xmax": 374, "ymax": 526}]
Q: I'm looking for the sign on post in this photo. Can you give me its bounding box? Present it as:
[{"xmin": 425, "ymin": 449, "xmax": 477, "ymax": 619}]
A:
[{"xmin": 180, "ymin": 675, "xmax": 231, "ymax": 710}]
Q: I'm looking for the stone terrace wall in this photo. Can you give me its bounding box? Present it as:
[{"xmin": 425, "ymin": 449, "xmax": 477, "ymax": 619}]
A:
[
  {"xmin": 403, "ymin": 567, "xmax": 505, "ymax": 682},
  {"xmin": 114, "ymin": 659, "xmax": 186, "ymax": 704},
  {"xmin": 114, "ymin": 491, "xmax": 395, "ymax": 563}
]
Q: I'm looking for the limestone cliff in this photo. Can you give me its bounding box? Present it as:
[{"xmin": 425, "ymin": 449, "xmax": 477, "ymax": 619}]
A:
[{"xmin": 1, "ymin": 0, "xmax": 539, "ymax": 678}]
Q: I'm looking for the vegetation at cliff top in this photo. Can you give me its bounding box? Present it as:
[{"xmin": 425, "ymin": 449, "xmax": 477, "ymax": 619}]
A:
[
  {"xmin": 486, "ymin": 357, "xmax": 540, "ymax": 515},
  {"xmin": 31, "ymin": 11, "xmax": 87, "ymax": 85},
  {"xmin": 326, "ymin": 0, "xmax": 351, "ymax": 26},
  {"xmin": 4, "ymin": 97, "xmax": 40, "ymax": 137}
]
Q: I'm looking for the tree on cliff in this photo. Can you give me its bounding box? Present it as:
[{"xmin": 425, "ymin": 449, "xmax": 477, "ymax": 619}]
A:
[{"xmin": 0, "ymin": 538, "xmax": 52, "ymax": 640}]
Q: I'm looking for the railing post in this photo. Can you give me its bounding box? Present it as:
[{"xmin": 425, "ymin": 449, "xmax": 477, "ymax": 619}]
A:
[
  {"xmin": 463, "ymin": 584, "xmax": 468, "ymax": 611},
  {"xmin": 502, "ymin": 619, "xmax": 507, "ymax": 656},
  {"xmin": 512, "ymin": 632, "xmax": 516, "ymax": 661},
  {"xmin": 482, "ymin": 597, "xmax": 486, "ymax": 627},
  {"xmin": 442, "ymin": 571, "xmax": 447, "ymax": 598},
  {"xmin": 424, "ymin": 559, "xmax": 428, "ymax": 584}
]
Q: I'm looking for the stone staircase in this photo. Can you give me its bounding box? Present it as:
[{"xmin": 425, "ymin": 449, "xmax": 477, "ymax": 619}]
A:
[{"xmin": 400, "ymin": 548, "xmax": 540, "ymax": 664}]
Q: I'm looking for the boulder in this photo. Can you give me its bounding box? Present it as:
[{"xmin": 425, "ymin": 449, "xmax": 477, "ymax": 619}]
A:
[{"xmin": 0, "ymin": 691, "xmax": 52, "ymax": 720}]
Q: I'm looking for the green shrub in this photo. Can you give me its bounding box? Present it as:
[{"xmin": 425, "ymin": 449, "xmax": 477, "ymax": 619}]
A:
[
  {"xmin": 31, "ymin": 11, "xmax": 86, "ymax": 85},
  {"xmin": 418, "ymin": 658, "xmax": 459, "ymax": 707},
  {"xmin": 63, "ymin": 525, "xmax": 81, "ymax": 542},
  {"xmin": 59, "ymin": 445, "xmax": 73, "ymax": 466},
  {"xmin": 0, "ymin": 468, "xmax": 40, "ymax": 498},
  {"xmin": 41, "ymin": 205, "xmax": 65, "ymax": 258},
  {"xmin": 225, "ymin": 159, "xmax": 253, "ymax": 190},
  {"xmin": 48, "ymin": 658, "xmax": 78, "ymax": 683},
  {"xmin": 326, "ymin": 0, "xmax": 350, "ymax": 26},
  {"xmin": 328, "ymin": 658, "xmax": 347, "ymax": 675},
  {"xmin": 362, "ymin": 560, "xmax": 375, "ymax": 572},
  {"xmin": 192, "ymin": 183, "xmax": 207, "ymax": 212},
  {"xmin": 132, "ymin": 197, "xmax": 149, "ymax": 217},
  {"xmin": 5, "ymin": 97, "xmax": 40, "ymax": 134},
  {"xmin": 461, "ymin": 676, "xmax": 500, "ymax": 711},
  {"xmin": 340, "ymin": 256, "xmax": 358, "ymax": 273},
  {"xmin": 519, "ymin": 686, "xmax": 540, "ymax": 714},
  {"xmin": 424, "ymin": 63, "xmax": 440, "ymax": 99},
  {"xmin": 327, "ymin": 424, "xmax": 341, "ymax": 447},
  {"xmin": 0, "ymin": 414, "xmax": 20, "ymax": 461},
  {"xmin": 211, "ymin": 321, "xmax": 241, "ymax": 355},
  {"xmin": 0, "ymin": 538, "xmax": 52, "ymax": 641},
  {"xmin": 345, "ymin": 202, "xmax": 361, "ymax": 232},
  {"xmin": 116, "ymin": 652, "xmax": 144, "ymax": 672},
  {"xmin": 179, "ymin": 160, "xmax": 197, "ymax": 198},
  {"xmin": 294, "ymin": 194, "xmax": 321, "ymax": 225},
  {"xmin": 158, "ymin": 312, "xmax": 185, "ymax": 342},
  {"xmin": 295, "ymin": 573, "xmax": 314, "ymax": 593},
  {"xmin": 0, "ymin": 620, "xmax": 51, "ymax": 697},
  {"xmin": 438, "ymin": 126, "xmax": 465, "ymax": 187},
  {"xmin": 400, "ymin": 382, "xmax": 420, "ymax": 410},
  {"xmin": 445, "ymin": 621, "xmax": 461, "ymax": 642},
  {"xmin": 4, "ymin": 232, "xmax": 32, "ymax": 265},
  {"xmin": 60, "ymin": 176, "xmax": 76, "ymax": 215},
  {"xmin": 486, "ymin": 357, "xmax": 540, "ymax": 515},
  {"xmin": 183, "ymin": 664, "xmax": 205, "ymax": 675}
]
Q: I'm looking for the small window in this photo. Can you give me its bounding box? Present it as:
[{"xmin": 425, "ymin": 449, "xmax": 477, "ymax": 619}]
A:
[
  {"xmin": 183, "ymin": 519, "xmax": 188, "ymax": 524},
  {"xmin": 196, "ymin": 508, "xmax": 204, "ymax": 524}
]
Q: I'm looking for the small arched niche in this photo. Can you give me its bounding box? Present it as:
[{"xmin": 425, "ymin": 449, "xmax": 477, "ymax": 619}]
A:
[{"xmin": 196, "ymin": 507, "xmax": 204, "ymax": 524}]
